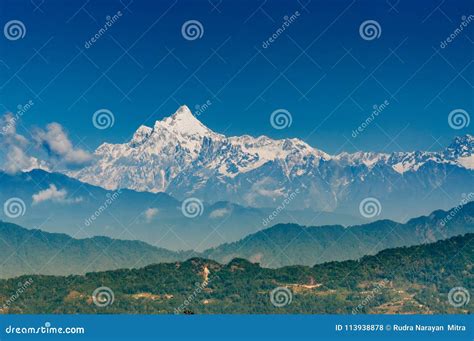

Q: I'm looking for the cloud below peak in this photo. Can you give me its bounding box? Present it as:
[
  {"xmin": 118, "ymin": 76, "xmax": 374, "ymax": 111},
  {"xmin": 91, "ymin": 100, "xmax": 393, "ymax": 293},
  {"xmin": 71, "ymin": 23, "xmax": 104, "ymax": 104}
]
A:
[
  {"xmin": 0, "ymin": 113, "xmax": 95, "ymax": 174},
  {"xmin": 32, "ymin": 184, "xmax": 83, "ymax": 205},
  {"xmin": 34, "ymin": 123, "xmax": 93, "ymax": 167},
  {"xmin": 143, "ymin": 208, "xmax": 159, "ymax": 222}
]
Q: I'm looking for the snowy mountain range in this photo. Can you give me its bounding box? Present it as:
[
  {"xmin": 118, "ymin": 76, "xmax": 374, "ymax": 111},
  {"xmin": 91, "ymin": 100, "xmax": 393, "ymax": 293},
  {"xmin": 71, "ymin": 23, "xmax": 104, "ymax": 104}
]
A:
[{"xmin": 69, "ymin": 105, "xmax": 474, "ymax": 220}]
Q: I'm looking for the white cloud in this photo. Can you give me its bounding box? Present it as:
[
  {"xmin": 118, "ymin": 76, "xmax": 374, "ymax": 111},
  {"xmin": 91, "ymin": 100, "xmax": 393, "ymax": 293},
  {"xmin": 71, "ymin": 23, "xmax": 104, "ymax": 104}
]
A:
[
  {"xmin": 0, "ymin": 113, "xmax": 28, "ymax": 145},
  {"xmin": 209, "ymin": 207, "xmax": 232, "ymax": 219},
  {"xmin": 32, "ymin": 184, "xmax": 82, "ymax": 205},
  {"xmin": 4, "ymin": 145, "xmax": 34, "ymax": 174},
  {"xmin": 34, "ymin": 123, "xmax": 93, "ymax": 166},
  {"xmin": 0, "ymin": 114, "xmax": 93, "ymax": 173},
  {"xmin": 144, "ymin": 208, "xmax": 159, "ymax": 222},
  {"xmin": 0, "ymin": 113, "xmax": 45, "ymax": 174},
  {"xmin": 244, "ymin": 177, "xmax": 284, "ymax": 205}
]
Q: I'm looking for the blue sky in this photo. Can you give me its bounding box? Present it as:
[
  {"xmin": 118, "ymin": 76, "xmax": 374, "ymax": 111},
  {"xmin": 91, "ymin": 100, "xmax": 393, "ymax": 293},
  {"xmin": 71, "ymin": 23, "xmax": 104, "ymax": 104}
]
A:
[{"xmin": 0, "ymin": 0, "xmax": 472, "ymax": 155}]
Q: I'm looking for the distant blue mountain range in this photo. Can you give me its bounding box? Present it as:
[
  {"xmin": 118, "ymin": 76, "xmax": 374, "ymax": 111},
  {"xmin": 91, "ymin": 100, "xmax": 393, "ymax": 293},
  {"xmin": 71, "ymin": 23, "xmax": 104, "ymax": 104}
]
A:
[
  {"xmin": 1, "ymin": 200, "xmax": 472, "ymax": 278},
  {"xmin": 0, "ymin": 169, "xmax": 359, "ymax": 251}
]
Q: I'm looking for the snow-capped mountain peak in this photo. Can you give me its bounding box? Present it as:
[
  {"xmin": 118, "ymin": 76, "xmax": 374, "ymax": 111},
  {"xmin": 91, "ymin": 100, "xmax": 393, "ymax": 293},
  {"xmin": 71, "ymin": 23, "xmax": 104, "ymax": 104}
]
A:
[
  {"xmin": 130, "ymin": 105, "xmax": 218, "ymax": 147},
  {"xmin": 131, "ymin": 125, "xmax": 153, "ymax": 145},
  {"xmin": 68, "ymin": 106, "xmax": 473, "ymax": 212},
  {"xmin": 70, "ymin": 105, "xmax": 334, "ymax": 193},
  {"xmin": 447, "ymin": 133, "xmax": 474, "ymax": 169},
  {"xmin": 446, "ymin": 134, "xmax": 473, "ymax": 157},
  {"xmin": 156, "ymin": 105, "xmax": 214, "ymax": 137}
]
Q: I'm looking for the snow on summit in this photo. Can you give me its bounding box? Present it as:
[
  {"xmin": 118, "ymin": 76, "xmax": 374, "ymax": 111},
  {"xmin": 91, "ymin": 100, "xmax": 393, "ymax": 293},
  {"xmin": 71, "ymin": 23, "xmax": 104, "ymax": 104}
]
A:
[
  {"xmin": 67, "ymin": 106, "xmax": 473, "ymax": 211},
  {"xmin": 69, "ymin": 105, "xmax": 331, "ymax": 193},
  {"xmin": 158, "ymin": 105, "xmax": 213, "ymax": 136}
]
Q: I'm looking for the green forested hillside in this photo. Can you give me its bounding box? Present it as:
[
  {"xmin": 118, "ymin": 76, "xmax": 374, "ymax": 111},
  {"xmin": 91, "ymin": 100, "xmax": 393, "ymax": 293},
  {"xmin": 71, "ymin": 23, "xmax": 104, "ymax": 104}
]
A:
[
  {"xmin": 203, "ymin": 201, "xmax": 474, "ymax": 267},
  {"xmin": 1, "ymin": 234, "xmax": 472, "ymax": 314},
  {"xmin": 0, "ymin": 221, "xmax": 191, "ymax": 278},
  {"xmin": 1, "ymin": 202, "xmax": 473, "ymax": 278}
]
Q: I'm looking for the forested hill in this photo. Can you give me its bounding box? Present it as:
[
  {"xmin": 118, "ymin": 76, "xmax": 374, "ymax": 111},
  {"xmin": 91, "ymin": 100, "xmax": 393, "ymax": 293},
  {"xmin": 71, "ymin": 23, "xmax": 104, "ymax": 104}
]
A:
[{"xmin": 1, "ymin": 234, "xmax": 472, "ymax": 314}]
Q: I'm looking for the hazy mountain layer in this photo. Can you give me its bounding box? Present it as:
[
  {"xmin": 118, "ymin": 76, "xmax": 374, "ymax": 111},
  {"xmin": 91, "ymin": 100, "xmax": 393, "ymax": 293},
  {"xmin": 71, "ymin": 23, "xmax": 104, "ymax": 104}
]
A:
[
  {"xmin": 0, "ymin": 169, "xmax": 361, "ymax": 251},
  {"xmin": 203, "ymin": 201, "xmax": 474, "ymax": 267},
  {"xmin": 1, "ymin": 202, "xmax": 472, "ymax": 278}
]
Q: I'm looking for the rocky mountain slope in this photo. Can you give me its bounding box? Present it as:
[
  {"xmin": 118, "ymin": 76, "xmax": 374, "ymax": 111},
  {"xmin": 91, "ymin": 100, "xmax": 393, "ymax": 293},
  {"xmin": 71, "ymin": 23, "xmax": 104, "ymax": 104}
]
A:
[{"xmin": 69, "ymin": 105, "xmax": 474, "ymax": 220}]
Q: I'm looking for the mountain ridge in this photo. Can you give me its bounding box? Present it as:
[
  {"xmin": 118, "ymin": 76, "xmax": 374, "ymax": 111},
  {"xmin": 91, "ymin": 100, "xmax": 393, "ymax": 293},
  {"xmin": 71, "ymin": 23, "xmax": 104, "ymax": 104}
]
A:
[
  {"xmin": 1, "ymin": 233, "xmax": 472, "ymax": 314},
  {"xmin": 66, "ymin": 105, "xmax": 474, "ymax": 220},
  {"xmin": 0, "ymin": 169, "xmax": 361, "ymax": 251},
  {"xmin": 0, "ymin": 220, "xmax": 192, "ymax": 279},
  {"xmin": 1, "ymin": 200, "xmax": 472, "ymax": 278},
  {"xmin": 202, "ymin": 200, "xmax": 474, "ymax": 267}
]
